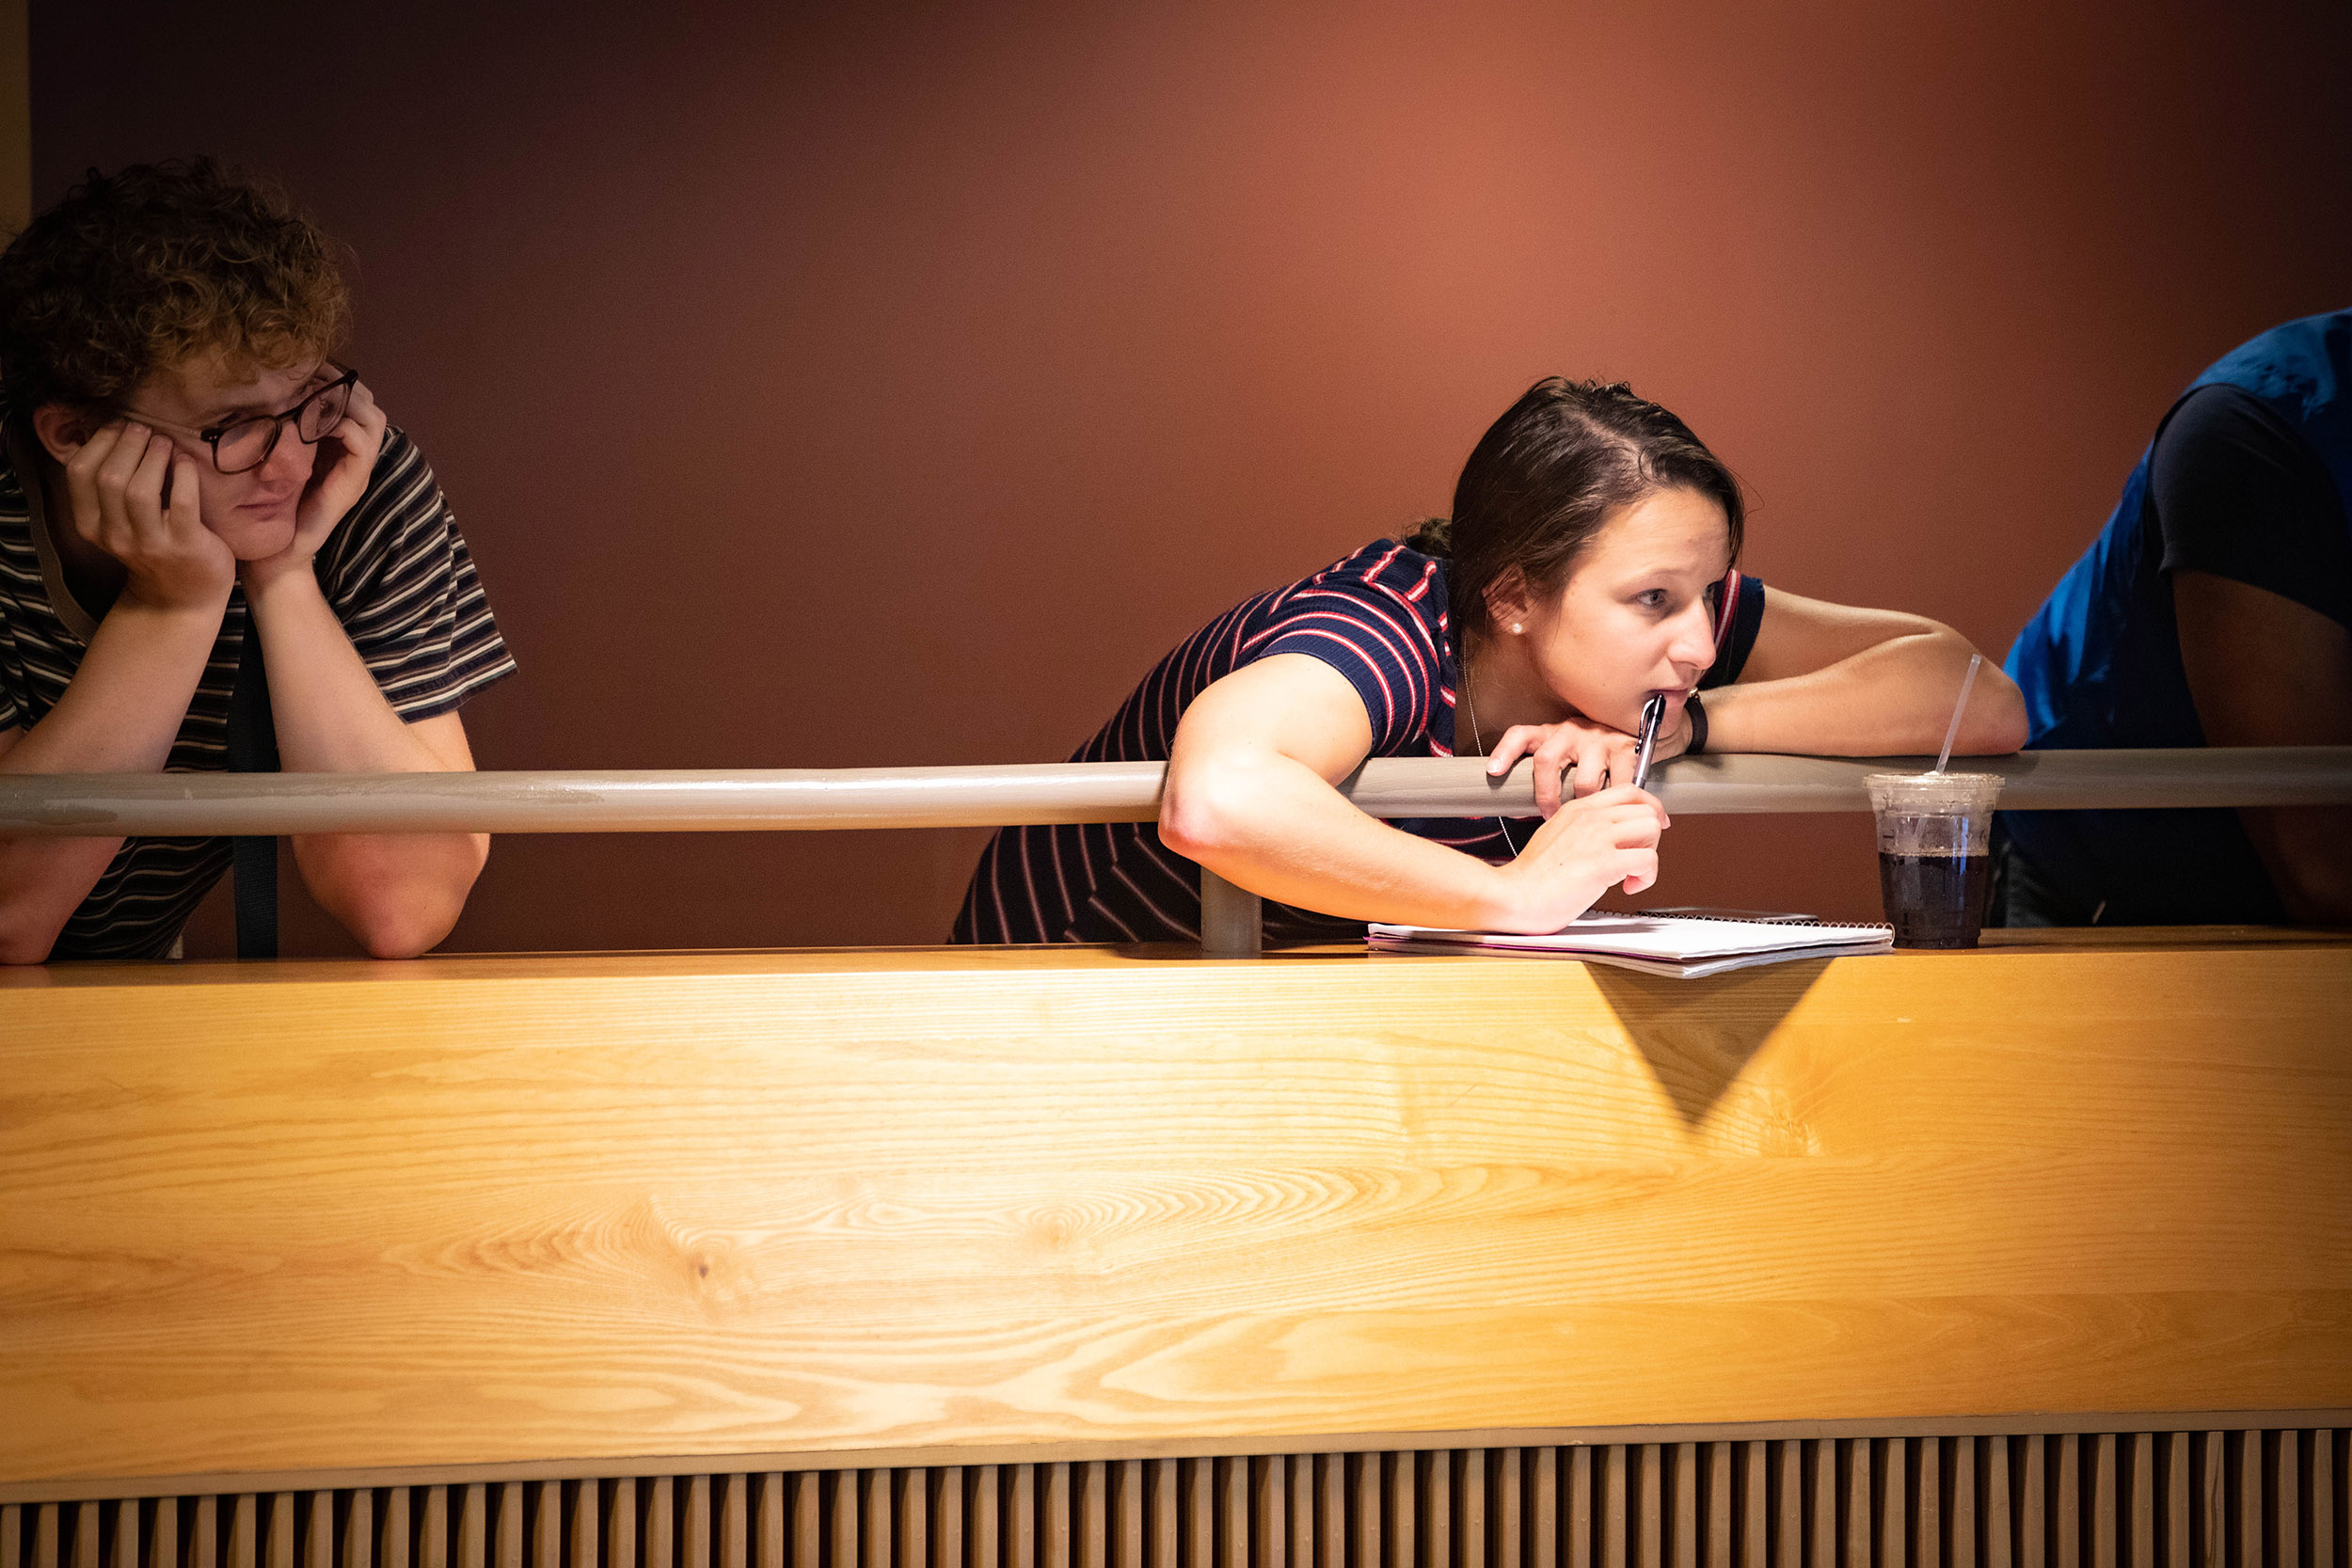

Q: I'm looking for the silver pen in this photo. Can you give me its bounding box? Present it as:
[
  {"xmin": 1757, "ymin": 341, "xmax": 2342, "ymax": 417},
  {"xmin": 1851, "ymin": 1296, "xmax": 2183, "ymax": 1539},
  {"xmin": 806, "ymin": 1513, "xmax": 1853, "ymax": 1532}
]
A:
[{"xmin": 1629, "ymin": 692, "xmax": 1667, "ymax": 790}]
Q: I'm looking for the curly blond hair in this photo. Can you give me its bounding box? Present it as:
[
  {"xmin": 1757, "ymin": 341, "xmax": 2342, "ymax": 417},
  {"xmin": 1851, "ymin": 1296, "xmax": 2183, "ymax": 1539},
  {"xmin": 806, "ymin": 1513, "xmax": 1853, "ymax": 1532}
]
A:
[{"xmin": 0, "ymin": 157, "xmax": 351, "ymax": 414}]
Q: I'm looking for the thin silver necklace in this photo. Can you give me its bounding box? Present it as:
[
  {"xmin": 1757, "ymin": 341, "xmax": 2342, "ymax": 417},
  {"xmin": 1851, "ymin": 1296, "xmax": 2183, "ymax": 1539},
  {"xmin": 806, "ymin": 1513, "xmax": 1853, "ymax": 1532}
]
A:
[{"xmin": 1458, "ymin": 646, "xmax": 1522, "ymax": 857}]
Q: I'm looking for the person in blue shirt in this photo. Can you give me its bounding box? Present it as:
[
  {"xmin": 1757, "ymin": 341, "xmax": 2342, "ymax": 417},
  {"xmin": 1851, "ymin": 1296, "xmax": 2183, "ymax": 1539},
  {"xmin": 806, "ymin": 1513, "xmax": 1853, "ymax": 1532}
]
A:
[{"xmin": 2003, "ymin": 310, "xmax": 2352, "ymax": 926}]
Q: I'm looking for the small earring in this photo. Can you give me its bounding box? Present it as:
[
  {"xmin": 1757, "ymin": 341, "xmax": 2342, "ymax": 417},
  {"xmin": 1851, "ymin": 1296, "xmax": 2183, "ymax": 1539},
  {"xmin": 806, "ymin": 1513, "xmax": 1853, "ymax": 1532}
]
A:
[{"xmin": 1510, "ymin": 623, "xmax": 1523, "ymax": 635}]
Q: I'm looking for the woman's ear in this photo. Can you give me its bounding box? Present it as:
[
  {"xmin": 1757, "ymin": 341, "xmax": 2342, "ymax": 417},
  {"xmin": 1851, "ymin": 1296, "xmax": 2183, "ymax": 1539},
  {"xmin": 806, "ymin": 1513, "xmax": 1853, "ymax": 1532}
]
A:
[
  {"xmin": 1484, "ymin": 565, "xmax": 1535, "ymax": 633},
  {"xmin": 30, "ymin": 404, "xmax": 100, "ymax": 464}
]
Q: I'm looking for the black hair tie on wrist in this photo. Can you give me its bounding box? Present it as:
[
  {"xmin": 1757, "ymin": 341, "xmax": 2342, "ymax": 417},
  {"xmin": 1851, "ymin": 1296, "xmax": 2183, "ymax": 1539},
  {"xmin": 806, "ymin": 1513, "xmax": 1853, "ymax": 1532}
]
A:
[{"xmin": 1685, "ymin": 690, "xmax": 1708, "ymax": 755}]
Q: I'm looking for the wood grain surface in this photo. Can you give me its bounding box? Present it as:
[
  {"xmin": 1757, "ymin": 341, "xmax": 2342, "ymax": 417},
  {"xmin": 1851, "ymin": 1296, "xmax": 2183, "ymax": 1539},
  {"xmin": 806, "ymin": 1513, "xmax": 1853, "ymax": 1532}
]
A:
[{"xmin": 2, "ymin": 933, "xmax": 2347, "ymax": 1490}]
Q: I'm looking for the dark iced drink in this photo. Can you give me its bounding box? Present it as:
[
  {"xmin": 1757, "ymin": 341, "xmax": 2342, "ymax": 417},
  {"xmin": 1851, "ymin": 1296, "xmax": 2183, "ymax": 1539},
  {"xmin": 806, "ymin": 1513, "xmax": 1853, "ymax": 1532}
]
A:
[
  {"xmin": 1864, "ymin": 773, "xmax": 2003, "ymax": 950},
  {"xmin": 1876, "ymin": 851, "xmax": 1992, "ymax": 949}
]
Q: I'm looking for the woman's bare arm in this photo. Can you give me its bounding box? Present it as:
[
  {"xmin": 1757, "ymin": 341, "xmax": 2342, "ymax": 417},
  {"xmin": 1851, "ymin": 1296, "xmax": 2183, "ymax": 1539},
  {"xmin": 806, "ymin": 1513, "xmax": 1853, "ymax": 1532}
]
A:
[
  {"xmin": 1159, "ymin": 654, "xmax": 1666, "ymax": 932},
  {"xmin": 1706, "ymin": 590, "xmax": 2027, "ymax": 756}
]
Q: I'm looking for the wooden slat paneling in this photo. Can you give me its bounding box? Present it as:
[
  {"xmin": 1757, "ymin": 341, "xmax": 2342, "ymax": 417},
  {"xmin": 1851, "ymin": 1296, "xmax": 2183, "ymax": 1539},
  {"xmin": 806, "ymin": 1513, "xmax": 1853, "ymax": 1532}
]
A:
[{"xmin": 26, "ymin": 1437, "xmax": 2342, "ymax": 1568}]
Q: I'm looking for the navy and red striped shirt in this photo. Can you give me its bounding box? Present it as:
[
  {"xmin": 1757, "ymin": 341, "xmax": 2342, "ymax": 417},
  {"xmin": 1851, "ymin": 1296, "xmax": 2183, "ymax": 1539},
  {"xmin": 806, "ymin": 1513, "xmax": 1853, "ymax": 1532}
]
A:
[{"xmin": 951, "ymin": 539, "xmax": 1764, "ymax": 945}]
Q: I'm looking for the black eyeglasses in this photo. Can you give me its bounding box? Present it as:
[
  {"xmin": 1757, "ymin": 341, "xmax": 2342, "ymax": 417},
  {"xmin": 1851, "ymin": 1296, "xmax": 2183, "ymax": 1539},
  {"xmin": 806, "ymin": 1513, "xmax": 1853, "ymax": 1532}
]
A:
[{"xmin": 123, "ymin": 366, "xmax": 359, "ymax": 475}]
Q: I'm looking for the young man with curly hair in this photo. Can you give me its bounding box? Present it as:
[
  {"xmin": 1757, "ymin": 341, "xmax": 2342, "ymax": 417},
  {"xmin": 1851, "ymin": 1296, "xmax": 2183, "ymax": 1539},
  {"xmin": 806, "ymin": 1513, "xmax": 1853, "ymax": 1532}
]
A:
[{"xmin": 0, "ymin": 159, "xmax": 516, "ymax": 961}]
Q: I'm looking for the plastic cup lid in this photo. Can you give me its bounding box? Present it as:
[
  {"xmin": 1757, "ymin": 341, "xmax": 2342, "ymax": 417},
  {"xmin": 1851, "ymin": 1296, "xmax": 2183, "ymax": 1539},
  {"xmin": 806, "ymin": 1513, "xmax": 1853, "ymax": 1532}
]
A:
[{"xmin": 1863, "ymin": 771, "xmax": 2004, "ymax": 812}]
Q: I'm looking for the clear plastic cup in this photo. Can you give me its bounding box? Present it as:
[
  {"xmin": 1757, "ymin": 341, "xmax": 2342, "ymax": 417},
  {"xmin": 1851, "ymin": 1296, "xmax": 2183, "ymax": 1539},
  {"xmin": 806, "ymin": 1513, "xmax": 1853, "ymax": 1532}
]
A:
[{"xmin": 1864, "ymin": 772, "xmax": 2003, "ymax": 948}]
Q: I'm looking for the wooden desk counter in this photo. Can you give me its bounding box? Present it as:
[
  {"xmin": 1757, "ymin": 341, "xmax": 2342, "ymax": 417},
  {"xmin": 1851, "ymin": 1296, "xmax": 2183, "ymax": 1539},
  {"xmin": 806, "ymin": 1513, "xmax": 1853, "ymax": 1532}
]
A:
[{"xmin": 3, "ymin": 929, "xmax": 2347, "ymax": 1504}]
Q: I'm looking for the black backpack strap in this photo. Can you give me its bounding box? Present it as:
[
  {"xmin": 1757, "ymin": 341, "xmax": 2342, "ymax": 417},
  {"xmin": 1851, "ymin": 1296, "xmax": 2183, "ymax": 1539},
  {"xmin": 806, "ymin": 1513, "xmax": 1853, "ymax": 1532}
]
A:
[{"xmin": 225, "ymin": 598, "xmax": 279, "ymax": 959}]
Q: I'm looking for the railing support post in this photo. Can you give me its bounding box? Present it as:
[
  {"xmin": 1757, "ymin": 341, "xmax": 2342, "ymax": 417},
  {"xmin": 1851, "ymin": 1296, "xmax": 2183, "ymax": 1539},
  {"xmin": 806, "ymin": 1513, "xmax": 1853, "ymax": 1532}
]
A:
[{"xmin": 1199, "ymin": 868, "xmax": 1263, "ymax": 959}]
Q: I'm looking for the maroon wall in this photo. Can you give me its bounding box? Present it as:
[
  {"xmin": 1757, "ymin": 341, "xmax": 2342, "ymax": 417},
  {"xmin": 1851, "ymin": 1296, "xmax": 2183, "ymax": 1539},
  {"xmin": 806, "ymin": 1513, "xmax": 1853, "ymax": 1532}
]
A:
[{"xmin": 32, "ymin": 1, "xmax": 2352, "ymax": 952}]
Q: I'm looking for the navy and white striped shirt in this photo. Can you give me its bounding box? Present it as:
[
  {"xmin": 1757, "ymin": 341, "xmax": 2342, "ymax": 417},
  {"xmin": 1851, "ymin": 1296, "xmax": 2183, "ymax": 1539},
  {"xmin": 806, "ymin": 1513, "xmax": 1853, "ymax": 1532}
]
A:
[
  {"xmin": 0, "ymin": 420, "xmax": 516, "ymax": 959},
  {"xmin": 952, "ymin": 538, "xmax": 1766, "ymax": 945}
]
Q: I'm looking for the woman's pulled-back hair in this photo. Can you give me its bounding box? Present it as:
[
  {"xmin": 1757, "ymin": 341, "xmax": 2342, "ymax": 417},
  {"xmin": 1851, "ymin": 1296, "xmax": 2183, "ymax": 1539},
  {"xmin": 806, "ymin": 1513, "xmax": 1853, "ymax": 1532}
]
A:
[
  {"xmin": 0, "ymin": 157, "xmax": 351, "ymax": 415},
  {"xmin": 1405, "ymin": 377, "xmax": 1744, "ymax": 641}
]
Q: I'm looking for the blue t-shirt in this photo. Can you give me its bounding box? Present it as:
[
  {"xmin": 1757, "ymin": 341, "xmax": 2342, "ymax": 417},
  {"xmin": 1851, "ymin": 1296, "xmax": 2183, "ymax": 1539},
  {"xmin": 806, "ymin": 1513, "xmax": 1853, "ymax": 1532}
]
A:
[
  {"xmin": 952, "ymin": 539, "xmax": 1765, "ymax": 944},
  {"xmin": 2003, "ymin": 310, "xmax": 2352, "ymax": 923}
]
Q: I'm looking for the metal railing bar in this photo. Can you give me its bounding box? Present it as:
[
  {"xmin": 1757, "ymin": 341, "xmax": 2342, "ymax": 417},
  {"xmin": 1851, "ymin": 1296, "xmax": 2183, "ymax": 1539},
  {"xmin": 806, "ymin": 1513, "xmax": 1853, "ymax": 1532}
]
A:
[{"xmin": 0, "ymin": 748, "xmax": 2344, "ymax": 838}]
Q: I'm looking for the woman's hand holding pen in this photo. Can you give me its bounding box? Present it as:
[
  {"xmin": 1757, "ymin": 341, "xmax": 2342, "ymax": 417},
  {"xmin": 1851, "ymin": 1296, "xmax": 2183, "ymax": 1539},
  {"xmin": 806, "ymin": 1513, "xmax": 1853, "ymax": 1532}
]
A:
[
  {"xmin": 1483, "ymin": 710, "xmax": 1687, "ymax": 816},
  {"xmin": 1485, "ymin": 784, "xmax": 1670, "ymax": 932}
]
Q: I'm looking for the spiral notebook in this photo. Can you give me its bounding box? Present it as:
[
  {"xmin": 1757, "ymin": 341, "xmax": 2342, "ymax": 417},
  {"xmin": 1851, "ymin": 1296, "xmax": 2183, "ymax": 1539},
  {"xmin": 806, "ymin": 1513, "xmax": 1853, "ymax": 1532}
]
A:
[{"xmin": 1365, "ymin": 911, "xmax": 1894, "ymax": 978}]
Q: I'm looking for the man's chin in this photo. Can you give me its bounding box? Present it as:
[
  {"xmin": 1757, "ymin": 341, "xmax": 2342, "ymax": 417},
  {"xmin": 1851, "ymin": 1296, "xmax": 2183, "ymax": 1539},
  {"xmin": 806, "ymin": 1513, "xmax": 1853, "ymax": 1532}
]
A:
[{"xmin": 212, "ymin": 514, "xmax": 298, "ymax": 562}]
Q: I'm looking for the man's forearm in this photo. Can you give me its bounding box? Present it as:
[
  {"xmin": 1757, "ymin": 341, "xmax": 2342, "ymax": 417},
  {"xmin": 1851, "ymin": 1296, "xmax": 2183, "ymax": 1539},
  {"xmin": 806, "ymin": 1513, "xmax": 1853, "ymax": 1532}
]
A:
[
  {"xmin": 244, "ymin": 564, "xmax": 452, "ymax": 771},
  {"xmin": 0, "ymin": 596, "xmax": 226, "ymax": 960},
  {"xmin": 2240, "ymin": 807, "xmax": 2352, "ymax": 924},
  {"xmin": 244, "ymin": 563, "xmax": 487, "ymax": 956},
  {"xmin": 2173, "ymin": 572, "xmax": 2352, "ymax": 926}
]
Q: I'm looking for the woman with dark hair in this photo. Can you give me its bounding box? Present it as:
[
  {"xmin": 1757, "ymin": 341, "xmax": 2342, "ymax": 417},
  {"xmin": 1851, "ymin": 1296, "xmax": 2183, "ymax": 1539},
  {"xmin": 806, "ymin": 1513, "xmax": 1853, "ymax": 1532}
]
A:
[{"xmin": 953, "ymin": 378, "xmax": 2025, "ymax": 945}]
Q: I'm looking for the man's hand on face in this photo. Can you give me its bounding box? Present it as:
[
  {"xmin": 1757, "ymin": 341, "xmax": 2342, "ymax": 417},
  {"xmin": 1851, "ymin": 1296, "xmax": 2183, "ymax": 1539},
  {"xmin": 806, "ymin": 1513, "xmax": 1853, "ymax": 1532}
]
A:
[
  {"xmin": 245, "ymin": 379, "xmax": 389, "ymax": 590},
  {"xmin": 238, "ymin": 380, "xmax": 386, "ymax": 594},
  {"xmin": 294, "ymin": 378, "xmax": 388, "ymax": 552},
  {"xmin": 63, "ymin": 420, "xmax": 236, "ymax": 614}
]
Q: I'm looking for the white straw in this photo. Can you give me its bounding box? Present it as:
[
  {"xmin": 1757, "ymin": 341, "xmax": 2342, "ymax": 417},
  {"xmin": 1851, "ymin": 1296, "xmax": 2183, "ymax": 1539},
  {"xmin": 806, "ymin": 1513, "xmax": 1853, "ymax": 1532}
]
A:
[{"xmin": 1932, "ymin": 653, "xmax": 1983, "ymax": 775}]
